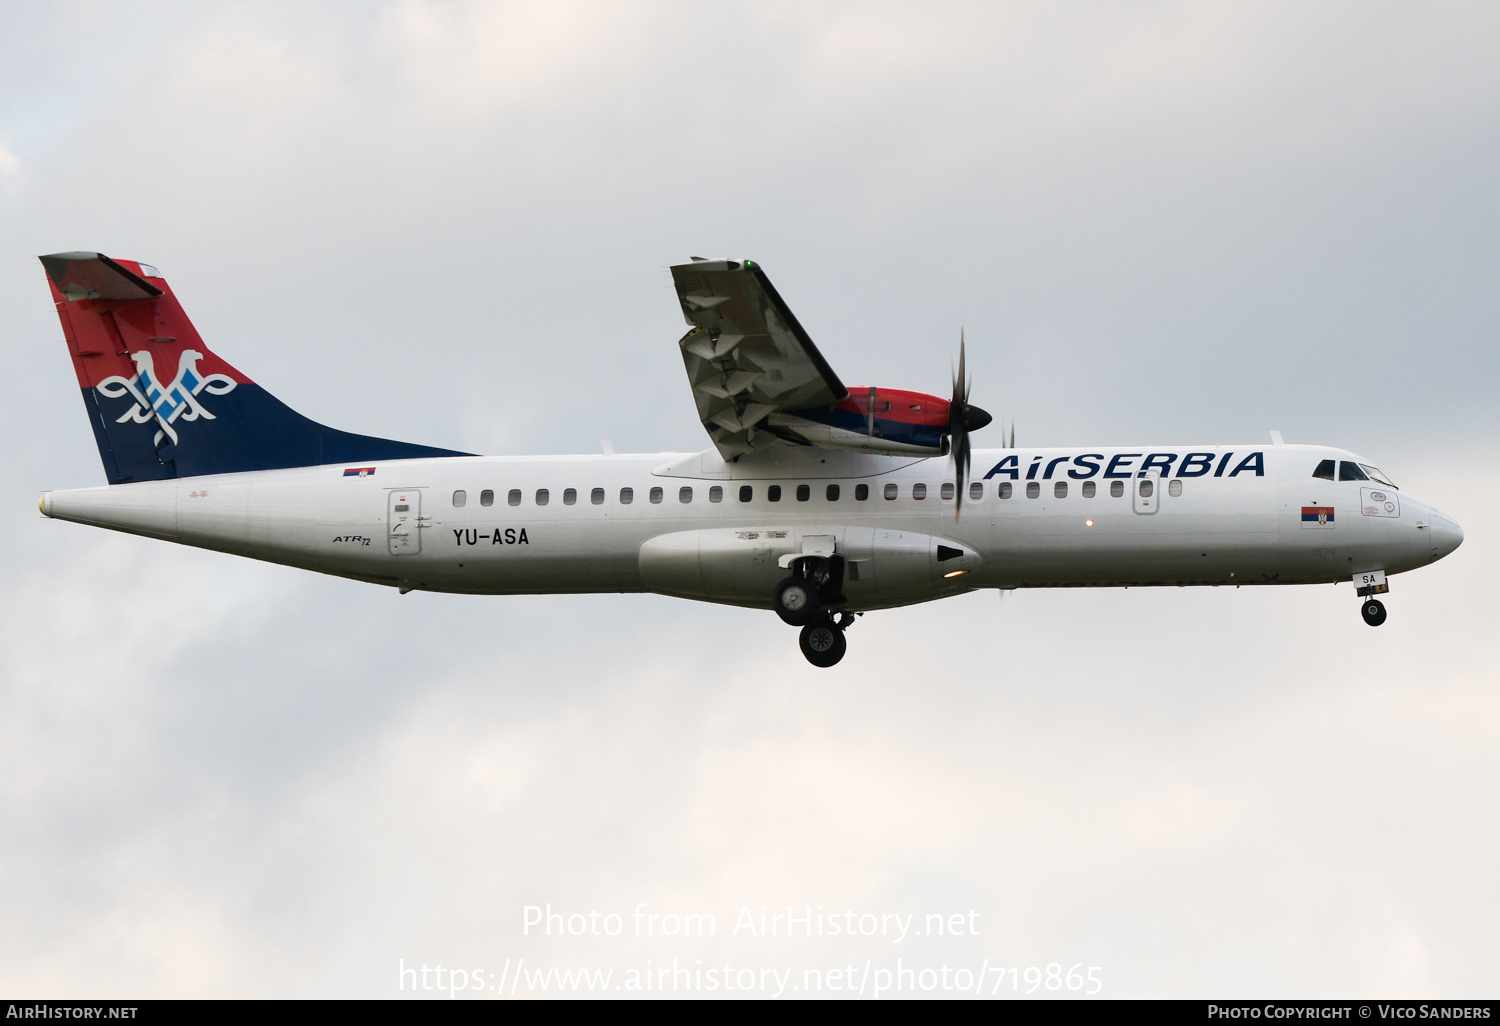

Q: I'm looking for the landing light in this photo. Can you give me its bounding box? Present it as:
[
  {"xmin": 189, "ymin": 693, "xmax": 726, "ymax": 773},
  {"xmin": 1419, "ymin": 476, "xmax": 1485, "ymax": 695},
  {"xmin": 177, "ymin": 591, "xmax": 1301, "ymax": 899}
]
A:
[
  {"xmin": 1085, "ymin": 519, "xmax": 1094, "ymax": 527},
  {"xmin": 943, "ymin": 569, "xmax": 969, "ymax": 578}
]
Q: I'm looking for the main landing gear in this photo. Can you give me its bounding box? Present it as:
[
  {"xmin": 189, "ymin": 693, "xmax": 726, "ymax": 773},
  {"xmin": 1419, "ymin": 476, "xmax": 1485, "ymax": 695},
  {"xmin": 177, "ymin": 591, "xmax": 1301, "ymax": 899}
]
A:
[{"xmin": 775, "ymin": 556, "xmax": 855, "ymax": 667}]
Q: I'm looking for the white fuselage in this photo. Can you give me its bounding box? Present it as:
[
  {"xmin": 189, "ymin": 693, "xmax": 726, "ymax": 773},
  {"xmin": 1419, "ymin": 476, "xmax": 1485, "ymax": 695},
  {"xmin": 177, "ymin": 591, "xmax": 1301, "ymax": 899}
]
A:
[{"xmin": 39, "ymin": 444, "xmax": 1462, "ymax": 611}]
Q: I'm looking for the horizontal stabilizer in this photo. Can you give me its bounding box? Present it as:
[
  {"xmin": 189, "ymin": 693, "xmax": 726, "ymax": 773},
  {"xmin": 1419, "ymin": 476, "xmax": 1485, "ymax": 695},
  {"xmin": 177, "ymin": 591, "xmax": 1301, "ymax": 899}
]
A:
[{"xmin": 40, "ymin": 252, "xmax": 163, "ymax": 302}]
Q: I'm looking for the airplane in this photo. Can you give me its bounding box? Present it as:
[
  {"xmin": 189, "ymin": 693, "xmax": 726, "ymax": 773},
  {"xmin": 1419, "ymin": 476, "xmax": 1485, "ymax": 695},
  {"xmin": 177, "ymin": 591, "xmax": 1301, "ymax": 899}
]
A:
[{"xmin": 35, "ymin": 252, "xmax": 1464, "ymax": 667}]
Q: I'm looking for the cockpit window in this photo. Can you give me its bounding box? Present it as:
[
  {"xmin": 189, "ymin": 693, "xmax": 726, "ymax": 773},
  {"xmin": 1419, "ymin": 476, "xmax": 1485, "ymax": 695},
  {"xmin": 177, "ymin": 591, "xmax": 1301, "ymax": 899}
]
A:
[
  {"xmin": 1312, "ymin": 459, "xmax": 1336, "ymax": 481},
  {"xmin": 1359, "ymin": 464, "xmax": 1398, "ymax": 489},
  {"xmin": 1338, "ymin": 461, "xmax": 1368, "ymax": 482}
]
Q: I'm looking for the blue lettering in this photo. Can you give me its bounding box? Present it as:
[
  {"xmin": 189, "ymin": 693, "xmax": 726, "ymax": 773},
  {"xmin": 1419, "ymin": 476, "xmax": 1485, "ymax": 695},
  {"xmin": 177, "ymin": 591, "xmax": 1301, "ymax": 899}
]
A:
[
  {"xmin": 1104, "ymin": 453, "xmax": 1142, "ymax": 479},
  {"xmin": 1228, "ymin": 452, "xmax": 1264, "ymax": 477},
  {"xmin": 1215, "ymin": 452, "xmax": 1235, "ymax": 477},
  {"xmin": 1177, "ymin": 452, "xmax": 1214, "ymax": 477},
  {"xmin": 1043, "ymin": 456, "xmax": 1070, "ymax": 479},
  {"xmin": 1140, "ymin": 453, "xmax": 1177, "ymax": 477},
  {"xmin": 1026, "ymin": 457, "xmax": 1043, "ymax": 481},
  {"xmin": 1068, "ymin": 454, "xmax": 1103, "ymax": 479},
  {"xmin": 983, "ymin": 455, "xmax": 1020, "ymax": 480}
]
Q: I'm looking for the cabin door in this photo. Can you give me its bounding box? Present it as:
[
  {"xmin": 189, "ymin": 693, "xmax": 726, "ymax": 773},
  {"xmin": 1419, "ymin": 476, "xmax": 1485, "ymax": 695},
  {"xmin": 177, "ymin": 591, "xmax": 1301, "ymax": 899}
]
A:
[
  {"xmin": 388, "ymin": 489, "xmax": 423, "ymax": 555},
  {"xmin": 1133, "ymin": 469, "xmax": 1161, "ymax": 515}
]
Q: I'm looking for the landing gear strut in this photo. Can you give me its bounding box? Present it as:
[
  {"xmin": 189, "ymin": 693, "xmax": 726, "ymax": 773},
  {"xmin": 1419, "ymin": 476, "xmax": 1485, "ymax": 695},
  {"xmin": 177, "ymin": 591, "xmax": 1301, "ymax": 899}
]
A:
[
  {"xmin": 1361, "ymin": 599, "xmax": 1387, "ymax": 627},
  {"xmin": 777, "ymin": 557, "xmax": 853, "ymax": 665}
]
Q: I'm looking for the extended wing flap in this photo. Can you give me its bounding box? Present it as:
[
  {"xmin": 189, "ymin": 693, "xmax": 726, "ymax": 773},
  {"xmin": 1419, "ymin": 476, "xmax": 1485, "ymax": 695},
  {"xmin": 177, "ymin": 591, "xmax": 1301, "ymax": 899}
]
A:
[{"xmin": 671, "ymin": 260, "xmax": 848, "ymax": 459}]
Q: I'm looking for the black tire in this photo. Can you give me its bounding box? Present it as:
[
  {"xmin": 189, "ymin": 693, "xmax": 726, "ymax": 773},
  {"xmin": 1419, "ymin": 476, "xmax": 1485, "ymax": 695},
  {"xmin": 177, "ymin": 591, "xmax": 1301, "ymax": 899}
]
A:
[
  {"xmin": 1361, "ymin": 599, "xmax": 1387, "ymax": 627},
  {"xmin": 799, "ymin": 617, "xmax": 847, "ymax": 667},
  {"xmin": 775, "ymin": 576, "xmax": 819, "ymax": 626}
]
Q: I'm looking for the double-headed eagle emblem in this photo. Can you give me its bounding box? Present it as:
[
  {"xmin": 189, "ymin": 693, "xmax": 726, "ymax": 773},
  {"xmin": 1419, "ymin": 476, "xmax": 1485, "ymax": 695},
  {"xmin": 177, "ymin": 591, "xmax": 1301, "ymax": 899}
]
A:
[{"xmin": 96, "ymin": 350, "xmax": 236, "ymax": 446}]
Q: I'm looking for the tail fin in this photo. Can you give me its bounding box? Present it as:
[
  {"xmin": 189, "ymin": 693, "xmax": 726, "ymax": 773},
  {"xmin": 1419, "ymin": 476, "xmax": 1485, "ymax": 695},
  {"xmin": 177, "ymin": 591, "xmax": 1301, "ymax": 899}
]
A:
[{"xmin": 41, "ymin": 252, "xmax": 470, "ymax": 484}]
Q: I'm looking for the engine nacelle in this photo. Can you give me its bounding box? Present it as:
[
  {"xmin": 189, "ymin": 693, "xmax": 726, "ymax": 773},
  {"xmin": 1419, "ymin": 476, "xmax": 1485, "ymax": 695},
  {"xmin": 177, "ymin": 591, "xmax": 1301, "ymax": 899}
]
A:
[{"xmin": 774, "ymin": 387, "xmax": 950, "ymax": 456}]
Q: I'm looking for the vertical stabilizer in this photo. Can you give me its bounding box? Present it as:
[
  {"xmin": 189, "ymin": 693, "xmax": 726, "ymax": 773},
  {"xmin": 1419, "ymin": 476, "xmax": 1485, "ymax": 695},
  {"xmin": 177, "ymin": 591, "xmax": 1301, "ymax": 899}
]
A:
[{"xmin": 41, "ymin": 252, "xmax": 470, "ymax": 483}]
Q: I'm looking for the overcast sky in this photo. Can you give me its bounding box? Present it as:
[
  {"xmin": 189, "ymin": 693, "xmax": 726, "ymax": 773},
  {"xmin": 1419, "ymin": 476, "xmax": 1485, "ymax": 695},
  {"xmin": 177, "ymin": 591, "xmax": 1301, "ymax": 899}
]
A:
[{"xmin": 2, "ymin": 1, "xmax": 1496, "ymax": 999}]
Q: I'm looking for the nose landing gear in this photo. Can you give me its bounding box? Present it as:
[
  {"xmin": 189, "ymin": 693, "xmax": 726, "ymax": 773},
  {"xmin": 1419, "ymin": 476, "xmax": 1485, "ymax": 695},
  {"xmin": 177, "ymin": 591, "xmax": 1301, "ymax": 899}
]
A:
[{"xmin": 1354, "ymin": 570, "xmax": 1389, "ymax": 627}]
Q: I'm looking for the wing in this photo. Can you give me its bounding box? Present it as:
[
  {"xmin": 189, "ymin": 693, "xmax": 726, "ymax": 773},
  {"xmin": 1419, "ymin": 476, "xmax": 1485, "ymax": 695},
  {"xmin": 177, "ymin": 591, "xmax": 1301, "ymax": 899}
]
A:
[{"xmin": 671, "ymin": 259, "xmax": 848, "ymax": 458}]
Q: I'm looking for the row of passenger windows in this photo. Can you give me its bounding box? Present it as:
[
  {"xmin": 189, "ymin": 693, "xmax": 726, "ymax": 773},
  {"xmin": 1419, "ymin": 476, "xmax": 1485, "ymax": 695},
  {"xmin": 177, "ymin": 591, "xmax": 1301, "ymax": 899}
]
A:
[{"xmin": 450, "ymin": 478, "xmax": 1185, "ymax": 507}]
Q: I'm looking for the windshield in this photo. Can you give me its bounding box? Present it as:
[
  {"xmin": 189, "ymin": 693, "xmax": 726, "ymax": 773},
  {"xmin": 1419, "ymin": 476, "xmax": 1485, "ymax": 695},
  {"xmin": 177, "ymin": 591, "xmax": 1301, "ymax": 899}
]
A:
[{"xmin": 1359, "ymin": 464, "xmax": 1398, "ymax": 489}]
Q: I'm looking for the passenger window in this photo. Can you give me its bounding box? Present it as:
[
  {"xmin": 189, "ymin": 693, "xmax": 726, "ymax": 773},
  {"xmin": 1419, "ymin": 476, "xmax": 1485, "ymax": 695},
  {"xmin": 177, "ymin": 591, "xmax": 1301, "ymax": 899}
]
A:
[
  {"xmin": 709, "ymin": 485, "xmax": 723, "ymax": 503},
  {"xmin": 1313, "ymin": 459, "xmax": 1336, "ymax": 481},
  {"xmin": 796, "ymin": 484, "xmax": 810, "ymax": 501},
  {"xmin": 970, "ymin": 482, "xmax": 984, "ymax": 500},
  {"xmin": 826, "ymin": 484, "xmax": 840, "ymax": 501},
  {"xmin": 1138, "ymin": 479, "xmax": 1153, "ymax": 497},
  {"xmin": 591, "ymin": 487, "xmax": 605, "ymax": 505},
  {"xmin": 941, "ymin": 482, "xmax": 955, "ymax": 500},
  {"xmin": 394, "ymin": 504, "xmax": 408, "ymax": 512},
  {"xmin": 1054, "ymin": 482, "xmax": 1067, "ymax": 498},
  {"xmin": 1339, "ymin": 461, "xmax": 1368, "ymax": 482},
  {"xmin": 739, "ymin": 485, "xmax": 753, "ymax": 502},
  {"xmin": 912, "ymin": 483, "xmax": 927, "ymax": 500},
  {"xmin": 563, "ymin": 488, "xmax": 577, "ymax": 505},
  {"xmin": 884, "ymin": 483, "xmax": 898, "ymax": 500},
  {"xmin": 1081, "ymin": 481, "xmax": 1096, "ymax": 498},
  {"xmin": 768, "ymin": 485, "xmax": 782, "ymax": 502},
  {"xmin": 1168, "ymin": 479, "xmax": 1182, "ymax": 497},
  {"xmin": 535, "ymin": 488, "xmax": 549, "ymax": 506},
  {"xmin": 649, "ymin": 487, "xmax": 663, "ymax": 504},
  {"xmin": 1026, "ymin": 482, "xmax": 1040, "ymax": 499},
  {"xmin": 679, "ymin": 486, "xmax": 693, "ymax": 503},
  {"xmin": 508, "ymin": 489, "xmax": 522, "ymax": 506},
  {"xmin": 619, "ymin": 487, "xmax": 633, "ymax": 504},
  {"xmin": 998, "ymin": 481, "xmax": 1012, "ymax": 499},
  {"xmin": 452, "ymin": 489, "xmax": 466, "ymax": 507},
  {"xmin": 855, "ymin": 483, "xmax": 869, "ymax": 501},
  {"xmin": 1110, "ymin": 481, "xmax": 1124, "ymax": 498},
  {"xmin": 480, "ymin": 489, "xmax": 494, "ymax": 507}
]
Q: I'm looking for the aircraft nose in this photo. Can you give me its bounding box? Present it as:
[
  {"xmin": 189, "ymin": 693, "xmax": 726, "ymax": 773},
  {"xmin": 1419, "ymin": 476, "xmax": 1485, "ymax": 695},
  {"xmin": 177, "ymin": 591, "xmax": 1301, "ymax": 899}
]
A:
[{"xmin": 1430, "ymin": 511, "xmax": 1464, "ymax": 560}]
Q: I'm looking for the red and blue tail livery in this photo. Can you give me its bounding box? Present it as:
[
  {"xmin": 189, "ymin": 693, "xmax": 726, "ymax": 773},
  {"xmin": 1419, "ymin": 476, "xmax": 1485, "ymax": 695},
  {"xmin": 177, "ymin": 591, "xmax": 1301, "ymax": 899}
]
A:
[{"xmin": 42, "ymin": 252, "xmax": 469, "ymax": 484}]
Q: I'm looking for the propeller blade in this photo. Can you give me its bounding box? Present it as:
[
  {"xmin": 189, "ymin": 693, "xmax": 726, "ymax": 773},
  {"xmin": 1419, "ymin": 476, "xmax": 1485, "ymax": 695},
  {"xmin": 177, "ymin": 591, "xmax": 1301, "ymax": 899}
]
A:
[{"xmin": 949, "ymin": 328, "xmax": 991, "ymax": 521}]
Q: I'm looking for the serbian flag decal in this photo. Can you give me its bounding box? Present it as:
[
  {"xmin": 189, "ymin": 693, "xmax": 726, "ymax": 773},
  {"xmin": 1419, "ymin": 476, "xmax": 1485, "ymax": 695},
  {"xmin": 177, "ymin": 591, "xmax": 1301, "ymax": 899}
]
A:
[
  {"xmin": 344, "ymin": 467, "xmax": 377, "ymax": 478},
  {"xmin": 1301, "ymin": 505, "xmax": 1335, "ymax": 528}
]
